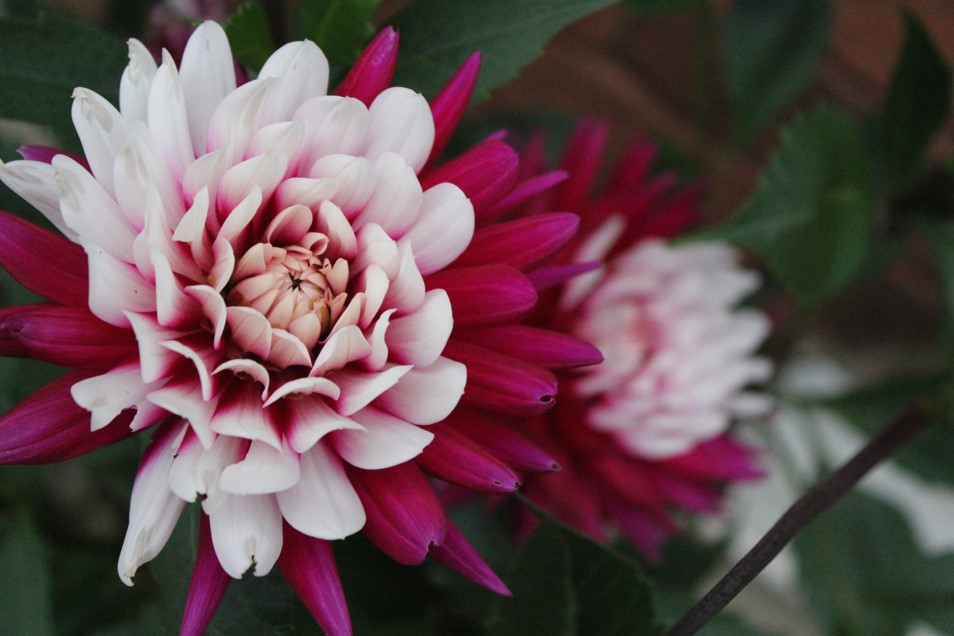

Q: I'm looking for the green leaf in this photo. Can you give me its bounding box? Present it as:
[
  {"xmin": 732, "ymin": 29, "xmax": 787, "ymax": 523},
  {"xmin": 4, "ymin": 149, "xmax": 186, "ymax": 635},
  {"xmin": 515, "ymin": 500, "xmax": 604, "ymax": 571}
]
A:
[
  {"xmin": 723, "ymin": 0, "xmax": 831, "ymax": 143},
  {"xmin": 0, "ymin": 13, "xmax": 126, "ymax": 146},
  {"xmin": 698, "ymin": 105, "xmax": 873, "ymax": 306},
  {"xmin": 391, "ymin": 0, "xmax": 616, "ymax": 102},
  {"xmin": 624, "ymin": 0, "xmax": 701, "ymax": 11},
  {"xmin": 880, "ymin": 9, "xmax": 951, "ymax": 189},
  {"xmin": 223, "ymin": 2, "xmax": 277, "ymax": 73},
  {"xmin": 822, "ymin": 373, "xmax": 954, "ymax": 486},
  {"xmin": 490, "ymin": 506, "xmax": 658, "ymax": 636},
  {"xmin": 0, "ymin": 509, "xmax": 54, "ymax": 636},
  {"xmin": 795, "ymin": 491, "xmax": 954, "ymax": 634},
  {"xmin": 925, "ymin": 219, "xmax": 954, "ymax": 328},
  {"xmin": 298, "ymin": 0, "xmax": 378, "ymax": 68}
]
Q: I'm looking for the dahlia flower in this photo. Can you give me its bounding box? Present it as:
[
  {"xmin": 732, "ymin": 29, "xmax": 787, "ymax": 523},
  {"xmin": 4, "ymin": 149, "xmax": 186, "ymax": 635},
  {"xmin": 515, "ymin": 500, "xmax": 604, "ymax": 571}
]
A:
[
  {"xmin": 0, "ymin": 23, "xmax": 597, "ymax": 635},
  {"xmin": 516, "ymin": 121, "xmax": 772, "ymax": 558}
]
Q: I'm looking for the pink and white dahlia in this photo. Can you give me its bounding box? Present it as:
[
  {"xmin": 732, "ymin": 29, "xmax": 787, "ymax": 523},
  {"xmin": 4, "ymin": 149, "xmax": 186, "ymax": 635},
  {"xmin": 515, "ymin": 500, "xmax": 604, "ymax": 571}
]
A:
[
  {"xmin": 515, "ymin": 121, "xmax": 772, "ymax": 558},
  {"xmin": 0, "ymin": 23, "xmax": 596, "ymax": 635}
]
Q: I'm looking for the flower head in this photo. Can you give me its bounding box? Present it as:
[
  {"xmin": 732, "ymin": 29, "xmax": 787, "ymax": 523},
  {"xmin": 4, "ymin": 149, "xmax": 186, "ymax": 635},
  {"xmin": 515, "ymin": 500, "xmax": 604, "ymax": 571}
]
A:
[
  {"xmin": 0, "ymin": 23, "xmax": 595, "ymax": 635},
  {"xmin": 517, "ymin": 121, "xmax": 772, "ymax": 558}
]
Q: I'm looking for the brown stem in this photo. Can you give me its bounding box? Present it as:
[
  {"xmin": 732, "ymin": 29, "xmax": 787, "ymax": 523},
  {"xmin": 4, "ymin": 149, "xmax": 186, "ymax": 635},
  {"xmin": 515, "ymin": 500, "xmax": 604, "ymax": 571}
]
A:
[{"xmin": 666, "ymin": 406, "xmax": 933, "ymax": 636}]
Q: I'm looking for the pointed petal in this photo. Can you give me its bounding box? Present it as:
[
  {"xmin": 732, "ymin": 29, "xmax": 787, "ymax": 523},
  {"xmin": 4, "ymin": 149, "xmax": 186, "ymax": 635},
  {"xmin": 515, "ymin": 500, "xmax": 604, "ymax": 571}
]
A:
[
  {"xmin": 85, "ymin": 240, "xmax": 157, "ymax": 327},
  {"xmin": 333, "ymin": 26, "xmax": 398, "ymax": 105},
  {"xmin": 0, "ymin": 159, "xmax": 72, "ymax": 238},
  {"xmin": 211, "ymin": 382, "xmax": 280, "ymax": 449},
  {"xmin": 278, "ymin": 525, "xmax": 352, "ymax": 636},
  {"xmin": 148, "ymin": 56, "xmax": 196, "ymax": 181},
  {"xmin": 332, "ymin": 365, "xmax": 412, "ymax": 416},
  {"xmin": 259, "ymin": 40, "xmax": 330, "ymax": 120},
  {"xmin": 427, "ymin": 52, "xmax": 480, "ymax": 164},
  {"xmin": 431, "ymin": 521, "xmax": 510, "ymax": 595},
  {"xmin": 119, "ymin": 38, "xmax": 158, "ymax": 123},
  {"xmin": 283, "ymin": 396, "xmax": 363, "ymax": 454},
  {"xmin": 455, "ymin": 212, "xmax": 580, "ymax": 269},
  {"xmin": 460, "ymin": 325, "xmax": 602, "ymax": 369},
  {"xmin": 180, "ymin": 513, "xmax": 231, "ymax": 636},
  {"xmin": 425, "ymin": 265, "xmax": 536, "ymax": 328},
  {"xmin": 71, "ymin": 87, "xmax": 127, "ymax": 196},
  {"xmin": 421, "ymin": 140, "xmax": 518, "ymax": 217},
  {"xmin": 447, "ymin": 409, "xmax": 559, "ymax": 472},
  {"xmin": 352, "ymin": 152, "xmax": 422, "ymax": 236},
  {"xmin": 416, "ymin": 422, "xmax": 519, "ymax": 493}
]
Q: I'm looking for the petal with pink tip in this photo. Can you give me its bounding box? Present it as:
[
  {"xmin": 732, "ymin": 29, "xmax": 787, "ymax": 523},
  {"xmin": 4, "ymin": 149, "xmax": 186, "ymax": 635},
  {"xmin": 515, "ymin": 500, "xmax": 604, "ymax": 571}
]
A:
[
  {"xmin": 85, "ymin": 241, "xmax": 157, "ymax": 326},
  {"xmin": 148, "ymin": 378, "xmax": 220, "ymax": 449},
  {"xmin": 283, "ymin": 396, "xmax": 363, "ymax": 454},
  {"xmin": 119, "ymin": 38, "xmax": 158, "ymax": 123},
  {"xmin": 209, "ymin": 492, "xmax": 283, "ymax": 577},
  {"xmin": 259, "ymin": 40, "xmax": 330, "ymax": 120},
  {"xmin": 219, "ymin": 439, "xmax": 301, "ymax": 495},
  {"xmin": 0, "ymin": 159, "xmax": 72, "ymax": 238},
  {"xmin": 400, "ymin": 182, "xmax": 473, "ymax": 275},
  {"xmin": 315, "ymin": 200, "xmax": 358, "ymax": 259},
  {"xmin": 309, "ymin": 154, "xmax": 374, "ymax": 215},
  {"xmin": 365, "ymin": 87, "xmax": 434, "ymax": 173},
  {"xmin": 374, "ymin": 357, "xmax": 465, "ymax": 425},
  {"xmin": 386, "ymin": 290, "xmax": 452, "ymax": 367},
  {"xmin": 179, "ymin": 21, "xmax": 237, "ymax": 156},
  {"xmin": 226, "ymin": 305, "xmax": 273, "ymax": 359},
  {"xmin": 213, "ymin": 358, "xmax": 271, "ymax": 399},
  {"xmin": 118, "ymin": 421, "xmax": 188, "ymax": 585},
  {"xmin": 148, "ymin": 55, "xmax": 195, "ymax": 180},
  {"xmin": 332, "ymin": 406, "xmax": 432, "ymax": 470},
  {"xmin": 276, "ymin": 443, "xmax": 365, "ymax": 539},
  {"xmin": 55, "ymin": 156, "xmax": 137, "ymax": 262},
  {"xmin": 71, "ymin": 87, "xmax": 127, "ymax": 196},
  {"xmin": 211, "ymin": 382, "xmax": 281, "ymax": 449},
  {"xmin": 352, "ymin": 152, "xmax": 422, "ymax": 236},
  {"xmin": 185, "ymin": 284, "xmax": 228, "ymax": 349},
  {"xmin": 332, "ymin": 365, "xmax": 412, "ymax": 416},
  {"xmin": 71, "ymin": 362, "xmax": 162, "ymax": 431},
  {"xmin": 278, "ymin": 527, "xmax": 351, "ymax": 636},
  {"xmin": 162, "ymin": 337, "xmax": 222, "ymax": 400}
]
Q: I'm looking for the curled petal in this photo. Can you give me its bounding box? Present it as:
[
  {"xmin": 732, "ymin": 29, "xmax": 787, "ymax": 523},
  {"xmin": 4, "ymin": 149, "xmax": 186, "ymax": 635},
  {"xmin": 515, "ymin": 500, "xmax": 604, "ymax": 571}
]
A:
[
  {"xmin": 386, "ymin": 290, "xmax": 452, "ymax": 367},
  {"xmin": 332, "ymin": 365, "xmax": 412, "ymax": 416},
  {"xmin": 283, "ymin": 396, "xmax": 363, "ymax": 454},
  {"xmin": 209, "ymin": 492, "xmax": 283, "ymax": 578},
  {"xmin": 72, "ymin": 362, "xmax": 163, "ymax": 431}
]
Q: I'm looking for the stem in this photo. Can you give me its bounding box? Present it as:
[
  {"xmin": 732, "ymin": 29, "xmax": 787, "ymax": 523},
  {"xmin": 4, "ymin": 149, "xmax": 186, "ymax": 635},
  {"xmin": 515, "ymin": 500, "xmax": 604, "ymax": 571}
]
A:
[{"xmin": 666, "ymin": 406, "xmax": 932, "ymax": 636}]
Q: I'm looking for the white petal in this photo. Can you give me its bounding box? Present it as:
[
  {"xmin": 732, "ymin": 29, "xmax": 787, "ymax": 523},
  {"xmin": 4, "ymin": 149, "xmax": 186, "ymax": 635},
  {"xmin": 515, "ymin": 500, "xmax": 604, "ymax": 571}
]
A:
[
  {"xmin": 333, "ymin": 364, "xmax": 412, "ymax": 416},
  {"xmin": 332, "ymin": 406, "xmax": 433, "ymax": 469},
  {"xmin": 209, "ymin": 493, "xmax": 283, "ymax": 577},
  {"xmin": 148, "ymin": 55, "xmax": 196, "ymax": 181},
  {"xmin": 276, "ymin": 443, "xmax": 365, "ymax": 540},
  {"xmin": 114, "ymin": 122, "xmax": 184, "ymax": 232},
  {"xmin": 400, "ymin": 182, "xmax": 474, "ymax": 275},
  {"xmin": 309, "ymin": 154, "xmax": 374, "ymax": 215},
  {"xmin": 118, "ymin": 423, "xmax": 187, "ymax": 585},
  {"xmin": 274, "ymin": 177, "xmax": 338, "ymax": 213},
  {"xmin": 71, "ymin": 87, "xmax": 127, "ymax": 196},
  {"xmin": 285, "ymin": 396, "xmax": 363, "ymax": 454},
  {"xmin": 352, "ymin": 152, "xmax": 422, "ymax": 236},
  {"xmin": 161, "ymin": 338, "xmax": 222, "ymax": 401},
  {"xmin": 383, "ymin": 243, "xmax": 426, "ymax": 313},
  {"xmin": 353, "ymin": 223, "xmax": 400, "ymax": 278},
  {"xmin": 119, "ymin": 38, "xmax": 158, "ymax": 123},
  {"xmin": 179, "ymin": 21, "xmax": 237, "ymax": 156},
  {"xmin": 265, "ymin": 377, "xmax": 340, "ymax": 407},
  {"xmin": 374, "ymin": 356, "xmax": 466, "ymax": 425},
  {"xmin": 293, "ymin": 95, "xmax": 368, "ymax": 168},
  {"xmin": 219, "ymin": 439, "xmax": 301, "ymax": 495},
  {"xmin": 168, "ymin": 432, "xmax": 244, "ymax": 503},
  {"xmin": 125, "ymin": 311, "xmax": 184, "ymax": 383},
  {"xmin": 315, "ymin": 200, "xmax": 357, "ymax": 260},
  {"xmin": 214, "ymin": 358, "xmax": 272, "ymax": 399},
  {"xmin": 267, "ymin": 329, "xmax": 313, "ymax": 369},
  {"xmin": 186, "ymin": 283, "xmax": 228, "ymax": 349},
  {"xmin": 386, "ymin": 290, "xmax": 453, "ymax": 367},
  {"xmin": 71, "ymin": 362, "xmax": 162, "ymax": 431},
  {"xmin": 84, "ymin": 241, "xmax": 157, "ymax": 327},
  {"xmin": 226, "ymin": 305, "xmax": 273, "ymax": 359},
  {"xmin": 364, "ymin": 87, "xmax": 434, "ymax": 173},
  {"xmin": 247, "ymin": 121, "xmax": 304, "ymax": 170},
  {"xmin": 211, "ymin": 383, "xmax": 281, "ymax": 449},
  {"xmin": 259, "ymin": 40, "xmax": 330, "ymax": 120},
  {"xmin": 363, "ymin": 309, "xmax": 394, "ymax": 371},
  {"xmin": 217, "ymin": 155, "xmax": 284, "ymax": 221},
  {"xmin": 311, "ymin": 324, "xmax": 371, "ymax": 377},
  {"xmin": 206, "ymin": 78, "xmax": 276, "ymax": 164},
  {"xmin": 148, "ymin": 378, "xmax": 221, "ymax": 449},
  {"xmin": 0, "ymin": 159, "xmax": 72, "ymax": 238}
]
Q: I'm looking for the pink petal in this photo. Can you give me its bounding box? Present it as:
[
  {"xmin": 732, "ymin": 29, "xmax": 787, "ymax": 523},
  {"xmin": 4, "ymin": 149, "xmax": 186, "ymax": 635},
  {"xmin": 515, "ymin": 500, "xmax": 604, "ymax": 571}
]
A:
[
  {"xmin": 382, "ymin": 243, "xmax": 425, "ymax": 313},
  {"xmin": 16, "ymin": 144, "xmax": 85, "ymax": 168},
  {"xmin": 264, "ymin": 376, "xmax": 340, "ymax": 406},
  {"xmin": 180, "ymin": 514, "xmax": 231, "ymax": 636},
  {"xmin": 226, "ymin": 306, "xmax": 273, "ymax": 359},
  {"xmin": 185, "ymin": 284, "xmax": 228, "ymax": 349},
  {"xmin": 331, "ymin": 406, "xmax": 433, "ymax": 470},
  {"xmin": 0, "ymin": 303, "xmax": 136, "ymax": 370},
  {"xmin": 444, "ymin": 340, "xmax": 557, "ymax": 415},
  {"xmin": 446, "ymin": 409, "xmax": 559, "ymax": 473},
  {"xmin": 385, "ymin": 289, "xmax": 452, "ymax": 367},
  {"xmin": 276, "ymin": 443, "xmax": 365, "ymax": 539},
  {"xmin": 153, "ymin": 250, "xmax": 203, "ymax": 329},
  {"xmin": 526, "ymin": 261, "xmax": 601, "ymax": 291},
  {"xmin": 425, "ymin": 265, "xmax": 537, "ymax": 328},
  {"xmin": 454, "ymin": 212, "xmax": 580, "ymax": 269},
  {"xmin": 365, "ymin": 87, "xmax": 434, "ymax": 172},
  {"xmin": 430, "ymin": 521, "xmax": 510, "ymax": 595},
  {"xmin": 0, "ymin": 370, "xmax": 134, "ymax": 465},
  {"xmin": 267, "ymin": 329, "xmax": 313, "ymax": 369},
  {"xmin": 427, "ymin": 51, "xmax": 480, "ymax": 165},
  {"xmin": 460, "ymin": 325, "xmax": 602, "ymax": 369},
  {"xmin": 552, "ymin": 118, "xmax": 611, "ymax": 211},
  {"xmin": 310, "ymin": 325, "xmax": 371, "ymax": 377},
  {"xmin": 161, "ymin": 336, "xmax": 223, "ymax": 401},
  {"xmin": 400, "ymin": 182, "xmax": 474, "ymax": 275},
  {"xmin": 118, "ymin": 420, "xmax": 188, "ymax": 585},
  {"xmin": 353, "ymin": 223, "xmax": 400, "ymax": 278},
  {"xmin": 278, "ymin": 525, "xmax": 352, "ymax": 636},
  {"xmin": 347, "ymin": 462, "xmax": 446, "ymax": 565},
  {"xmin": 282, "ymin": 396, "xmax": 363, "ymax": 454},
  {"xmin": 0, "ymin": 210, "xmax": 87, "ymax": 305},
  {"xmin": 416, "ymin": 422, "xmax": 519, "ymax": 493},
  {"xmin": 420, "ymin": 140, "xmax": 518, "ymax": 216},
  {"xmin": 333, "ymin": 26, "xmax": 398, "ymax": 106},
  {"xmin": 208, "ymin": 493, "xmax": 283, "ymax": 577},
  {"xmin": 374, "ymin": 356, "xmax": 465, "ymax": 425},
  {"xmin": 315, "ymin": 200, "xmax": 358, "ymax": 259},
  {"xmin": 483, "ymin": 170, "xmax": 568, "ymax": 221},
  {"xmin": 211, "ymin": 382, "xmax": 281, "ymax": 449}
]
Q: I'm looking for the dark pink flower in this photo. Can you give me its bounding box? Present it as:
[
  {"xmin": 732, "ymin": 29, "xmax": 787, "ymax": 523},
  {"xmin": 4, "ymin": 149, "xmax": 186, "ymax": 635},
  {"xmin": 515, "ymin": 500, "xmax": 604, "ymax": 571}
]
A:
[
  {"xmin": 0, "ymin": 23, "xmax": 595, "ymax": 635},
  {"xmin": 514, "ymin": 121, "xmax": 772, "ymax": 559}
]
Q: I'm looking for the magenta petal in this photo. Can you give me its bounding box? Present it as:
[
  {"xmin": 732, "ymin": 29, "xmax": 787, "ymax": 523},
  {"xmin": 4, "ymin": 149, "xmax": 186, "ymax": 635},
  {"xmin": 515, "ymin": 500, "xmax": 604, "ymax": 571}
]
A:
[
  {"xmin": 17, "ymin": 145, "xmax": 90, "ymax": 169},
  {"xmin": 664, "ymin": 435, "xmax": 763, "ymax": 481},
  {"xmin": 425, "ymin": 265, "xmax": 537, "ymax": 328},
  {"xmin": 333, "ymin": 27, "xmax": 399, "ymax": 106},
  {"xmin": 417, "ymin": 423, "xmax": 520, "ymax": 493},
  {"xmin": 0, "ymin": 210, "xmax": 88, "ymax": 305},
  {"xmin": 444, "ymin": 340, "xmax": 557, "ymax": 415},
  {"xmin": 459, "ymin": 325, "xmax": 602, "ymax": 369},
  {"xmin": 180, "ymin": 514, "xmax": 230, "ymax": 636},
  {"xmin": 454, "ymin": 212, "xmax": 580, "ymax": 270},
  {"xmin": 430, "ymin": 521, "xmax": 510, "ymax": 595},
  {"xmin": 0, "ymin": 370, "xmax": 136, "ymax": 464},
  {"xmin": 446, "ymin": 410, "xmax": 558, "ymax": 473},
  {"xmin": 278, "ymin": 524, "xmax": 352, "ymax": 636},
  {"xmin": 347, "ymin": 462, "xmax": 447, "ymax": 565},
  {"xmin": 0, "ymin": 303, "xmax": 138, "ymax": 370},
  {"xmin": 420, "ymin": 140, "xmax": 518, "ymax": 216},
  {"xmin": 427, "ymin": 51, "xmax": 481, "ymax": 165},
  {"xmin": 482, "ymin": 170, "xmax": 568, "ymax": 222},
  {"xmin": 552, "ymin": 118, "xmax": 611, "ymax": 211},
  {"xmin": 525, "ymin": 261, "xmax": 600, "ymax": 290}
]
